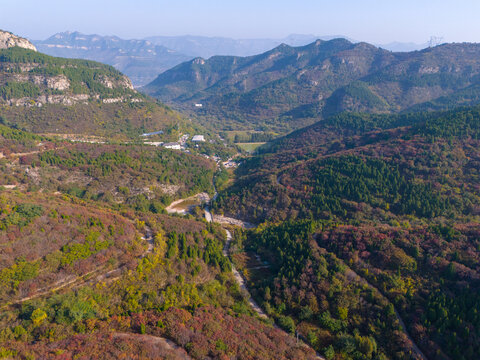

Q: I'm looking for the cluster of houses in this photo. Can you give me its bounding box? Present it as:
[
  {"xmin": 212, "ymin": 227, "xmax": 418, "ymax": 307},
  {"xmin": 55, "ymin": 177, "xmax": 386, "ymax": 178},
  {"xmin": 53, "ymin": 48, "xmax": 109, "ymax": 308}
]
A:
[
  {"xmin": 141, "ymin": 131, "xmax": 206, "ymax": 151},
  {"xmin": 222, "ymin": 159, "xmax": 237, "ymax": 168},
  {"xmin": 164, "ymin": 134, "xmax": 206, "ymax": 150},
  {"xmin": 141, "ymin": 130, "xmax": 237, "ymax": 168}
]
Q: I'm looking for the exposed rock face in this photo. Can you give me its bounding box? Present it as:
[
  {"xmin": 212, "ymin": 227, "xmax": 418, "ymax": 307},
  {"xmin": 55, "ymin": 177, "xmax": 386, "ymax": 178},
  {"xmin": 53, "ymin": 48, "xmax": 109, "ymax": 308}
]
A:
[
  {"xmin": 100, "ymin": 75, "xmax": 134, "ymax": 90},
  {"xmin": 0, "ymin": 30, "xmax": 142, "ymax": 108},
  {"xmin": 0, "ymin": 30, "xmax": 37, "ymax": 51},
  {"xmin": 13, "ymin": 74, "xmax": 70, "ymax": 90},
  {"xmin": 7, "ymin": 94, "xmax": 144, "ymax": 107},
  {"xmin": 45, "ymin": 75, "xmax": 70, "ymax": 90},
  {"xmin": 7, "ymin": 94, "xmax": 90, "ymax": 107},
  {"xmin": 120, "ymin": 76, "xmax": 134, "ymax": 90}
]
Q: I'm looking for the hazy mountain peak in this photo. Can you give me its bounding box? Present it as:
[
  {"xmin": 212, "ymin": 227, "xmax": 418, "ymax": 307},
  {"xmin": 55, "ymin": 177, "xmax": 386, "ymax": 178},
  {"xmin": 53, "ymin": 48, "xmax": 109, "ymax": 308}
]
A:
[
  {"xmin": 0, "ymin": 29, "xmax": 37, "ymax": 51},
  {"xmin": 192, "ymin": 57, "xmax": 206, "ymax": 65},
  {"xmin": 34, "ymin": 31, "xmax": 192, "ymax": 86},
  {"xmin": 274, "ymin": 43, "xmax": 292, "ymax": 51}
]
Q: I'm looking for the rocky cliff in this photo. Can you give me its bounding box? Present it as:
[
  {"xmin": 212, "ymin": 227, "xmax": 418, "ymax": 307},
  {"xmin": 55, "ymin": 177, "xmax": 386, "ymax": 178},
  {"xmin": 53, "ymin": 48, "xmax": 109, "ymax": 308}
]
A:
[
  {"xmin": 0, "ymin": 31, "xmax": 189, "ymax": 138},
  {"xmin": 0, "ymin": 32, "xmax": 140, "ymax": 107},
  {"xmin": 0, "ymin": 30, "xmax": 37, "ymax": 51}
]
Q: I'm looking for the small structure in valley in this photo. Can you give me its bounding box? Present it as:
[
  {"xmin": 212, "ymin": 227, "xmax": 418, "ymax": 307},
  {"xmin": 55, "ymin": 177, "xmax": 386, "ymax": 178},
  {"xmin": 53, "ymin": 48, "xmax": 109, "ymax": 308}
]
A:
[
  {"xmin": 163, "ymin": 142, "xmax": 181, "ymax": 150},
  {"xmin": 144, "ymin": 141, "xmax": 163, "ymax": 147},
  {"xmin": 192, "ymin": 135, "xmax": 205, "ymax": 142},
  {"xmin": 141, "ymin": 130, "xmax": 164, "ymax": 137}
]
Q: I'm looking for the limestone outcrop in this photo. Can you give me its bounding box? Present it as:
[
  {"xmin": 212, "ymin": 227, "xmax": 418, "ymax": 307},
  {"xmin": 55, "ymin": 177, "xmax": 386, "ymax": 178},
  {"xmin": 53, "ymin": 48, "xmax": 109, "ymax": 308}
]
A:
[{"xmin": 0, "ymin": 30, "xmax": 37, "ymax": 51}]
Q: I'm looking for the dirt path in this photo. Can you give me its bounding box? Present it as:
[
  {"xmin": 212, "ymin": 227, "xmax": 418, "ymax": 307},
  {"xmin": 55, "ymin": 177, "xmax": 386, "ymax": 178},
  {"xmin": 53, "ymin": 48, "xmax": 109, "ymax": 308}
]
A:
[
  {"xmin": 212, "ymin": 214, "xmax": 255, "ymax": 228},
  {"xmin": 7, "ymin": 144, "xmax": 69, "ymax": 159},
  {"xmin": 165, "ymin": 192, "xmax": 210, "ymax": 214},
  {"xmin": 142, "ymin": 225, "xmax": 155, "ymax": 253},
  {"xmin": 223, "ymin": 229, "xmax": 268, "ymax": 319},
  {"xmin": 0, "ymin": 270, "xmax": 98, "ymax": 310},
  {"xmin": 206, "ymin": 204, "xmax": 324, "ymax": 359},
  {"xmin": 206, "ymin": 205, "xmax": 266, "ymax": 319}
]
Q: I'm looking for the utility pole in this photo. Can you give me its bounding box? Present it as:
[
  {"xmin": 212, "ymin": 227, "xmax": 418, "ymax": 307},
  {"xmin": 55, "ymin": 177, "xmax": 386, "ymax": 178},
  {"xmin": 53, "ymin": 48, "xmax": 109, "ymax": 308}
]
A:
[{"xmin": 428, "ymin": 36, "xmax": 444, "ymax": 48}]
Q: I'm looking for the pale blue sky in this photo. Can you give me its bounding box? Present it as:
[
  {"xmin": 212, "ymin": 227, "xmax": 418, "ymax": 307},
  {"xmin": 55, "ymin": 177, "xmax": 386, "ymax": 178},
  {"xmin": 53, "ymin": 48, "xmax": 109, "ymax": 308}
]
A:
[{"xmin": 2, "ymin": 0, "xmax": 480, "ymax": 43}]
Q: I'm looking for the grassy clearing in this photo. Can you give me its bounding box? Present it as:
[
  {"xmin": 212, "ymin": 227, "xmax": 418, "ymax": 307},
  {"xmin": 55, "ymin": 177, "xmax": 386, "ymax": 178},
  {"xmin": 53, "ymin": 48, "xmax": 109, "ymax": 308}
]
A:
[
  {"xmin": 237, "ymin": 142, "xmax": 266, "ymax": 152},
  {"xmin": 224, "ymin": 130, "xmax": 261, "ymax": 141}
]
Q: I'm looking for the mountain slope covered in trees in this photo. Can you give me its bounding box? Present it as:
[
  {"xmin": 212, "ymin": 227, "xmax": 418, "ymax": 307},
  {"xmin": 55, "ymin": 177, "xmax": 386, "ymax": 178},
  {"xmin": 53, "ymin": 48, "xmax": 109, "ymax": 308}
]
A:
[
  {"xmin": 144, "ymin": 39, "xmax": 480, "ymax": 133},
  {"xmin": 214, "ymin": 105, "xmax": 480, "ymax": 359},
  {"xmin": 0, "ymin": 33, "xmax": 203, "ymax": 139},
  {"xmin": 0, "ymin": 30, "xmax": 322, "ymax": 360},
  {"xmin": 0, "ymin": 121, "xmax": 318, "ymax": 359}
]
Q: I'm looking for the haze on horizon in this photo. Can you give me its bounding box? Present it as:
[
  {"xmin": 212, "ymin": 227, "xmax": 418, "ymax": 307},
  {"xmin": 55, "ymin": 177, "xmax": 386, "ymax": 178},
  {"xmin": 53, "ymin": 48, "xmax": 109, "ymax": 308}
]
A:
[{"xmin": 2, "ymin": 0, "xmax": 480, "ymax": 45}]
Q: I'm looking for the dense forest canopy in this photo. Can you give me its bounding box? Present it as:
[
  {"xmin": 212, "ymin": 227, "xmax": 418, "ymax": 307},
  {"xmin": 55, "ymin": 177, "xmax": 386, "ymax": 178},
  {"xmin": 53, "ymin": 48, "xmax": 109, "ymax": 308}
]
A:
[{"xmin": 213, "ymin": 104, "xmax": 480, "ymax": 359}]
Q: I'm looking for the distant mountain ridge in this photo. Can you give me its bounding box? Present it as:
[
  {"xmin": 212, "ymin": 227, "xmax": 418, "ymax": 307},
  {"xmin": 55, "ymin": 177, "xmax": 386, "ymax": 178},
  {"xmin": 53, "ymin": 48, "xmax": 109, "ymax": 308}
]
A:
[
  {"xmin": 33, "ymin": 31, "xmax": 192, "ymax": 86},
  {"xmin": 144, "ymin": 34, "xmax": 343, "ymax": 58},
  {"xmin": 32, "ymin": 31, "xmax": 427, "ymax": 87},
  {"xmin": 145, "ymin": 34, "xmax": 427, "ymax": 58},
  {"xmin": 143, "ymin": 38, "xmax": 480, "ymax": 133}
]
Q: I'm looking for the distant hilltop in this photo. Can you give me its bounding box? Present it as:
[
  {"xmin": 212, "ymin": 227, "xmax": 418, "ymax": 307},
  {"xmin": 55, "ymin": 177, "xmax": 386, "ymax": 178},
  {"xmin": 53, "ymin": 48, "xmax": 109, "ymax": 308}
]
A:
[{"xmin": 0, "ymin": 30, "xmax": 37, "ymax": 51}]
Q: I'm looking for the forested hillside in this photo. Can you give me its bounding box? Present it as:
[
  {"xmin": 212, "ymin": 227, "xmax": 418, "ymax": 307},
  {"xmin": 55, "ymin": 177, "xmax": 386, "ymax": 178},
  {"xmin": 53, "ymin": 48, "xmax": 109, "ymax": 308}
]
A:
[
  {"xmin": 214, "ymin": 105, "xmax": 480, "ymax": 359},
  {"xmin": 3, "ymin": 25, "xmax": 480, "ymax": 360},
  {"xmin": 0, "ymin": 40, "xmax": 199, "ymax": 139},
  {"xmin": 144, "ymin": 39, "xmax": 480, "ymax": 133},
  {"xmin": 215, "ymin": 106, "xmax": 480, "ymax": 223},
  {"xmin": 0, "ymin": 119, "xmax": 318, "ymax": 359}
]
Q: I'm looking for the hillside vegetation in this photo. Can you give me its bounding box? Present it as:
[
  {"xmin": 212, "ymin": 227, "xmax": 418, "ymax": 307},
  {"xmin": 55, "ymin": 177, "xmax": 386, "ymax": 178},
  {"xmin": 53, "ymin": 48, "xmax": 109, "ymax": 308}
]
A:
[
  {"xmin": 144, "ymin": 39, "xmax": 480, "ymax": 134},
  {"xmin": 0, "ymin": 123, "xmax": 319, "ymax": 359},
  {"xmin": 0, "ymin": 45, "xmax": 200, "ymax": 139},
  {"xmin": 214, "ymin": 105, "xmax": 480, "ymax": 359}
]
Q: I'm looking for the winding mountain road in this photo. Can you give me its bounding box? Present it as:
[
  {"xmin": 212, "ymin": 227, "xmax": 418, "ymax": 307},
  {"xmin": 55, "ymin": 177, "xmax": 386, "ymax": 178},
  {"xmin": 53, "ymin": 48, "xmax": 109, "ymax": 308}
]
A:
[
  {"xmin": 205, "ymin": 195, "xmax": 324, "ymax": 359},
  {"xmin": 222, "ymin": 227, "xmax": 268, "ymax": 319}
]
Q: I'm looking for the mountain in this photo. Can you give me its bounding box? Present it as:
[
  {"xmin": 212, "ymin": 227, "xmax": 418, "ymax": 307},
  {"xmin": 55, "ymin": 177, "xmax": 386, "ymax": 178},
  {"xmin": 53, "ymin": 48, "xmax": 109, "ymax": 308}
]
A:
[
  {"xmin": 0, "ymin": 30, "xmax": 322, "ymax": 360},
  {"xmin": 143, "ymin": 38, "xmax": 480, "ymax": 133},
  {"xmin": 33, "ymin": 31, "xmax": 193, "ymax": 86},
  {"xmin": 0, "ymin": 31, "xmax": 196, "ymax": 139},
  {"xmin": 213, "ymin": 105, "xmax": 480, "ymax": 359},
  {"xmin": 144, "ymin": 34, "xmax": 350, "ymax": 58}
]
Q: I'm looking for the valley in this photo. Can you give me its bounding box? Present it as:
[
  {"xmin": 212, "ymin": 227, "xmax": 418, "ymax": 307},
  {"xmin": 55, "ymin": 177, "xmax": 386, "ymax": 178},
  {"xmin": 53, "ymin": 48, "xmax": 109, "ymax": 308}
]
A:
[{"xmin": 1, "ymin": 21, "xmax": 480, "ymax": 360}]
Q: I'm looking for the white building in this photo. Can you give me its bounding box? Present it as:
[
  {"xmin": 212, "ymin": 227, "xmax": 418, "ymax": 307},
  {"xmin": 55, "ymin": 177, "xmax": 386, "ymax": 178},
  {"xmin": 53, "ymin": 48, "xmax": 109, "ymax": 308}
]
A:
[
  {"xmin": 192, "ymin": 135, "xmax": 205, "ymax": 142},
  {"xmin": 141, "ymin": 130, "xmax": 164, "ymax": 137},
  {"xmin": 163, "ymin": 142, "xmax": 181, "ymax": 150}
]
